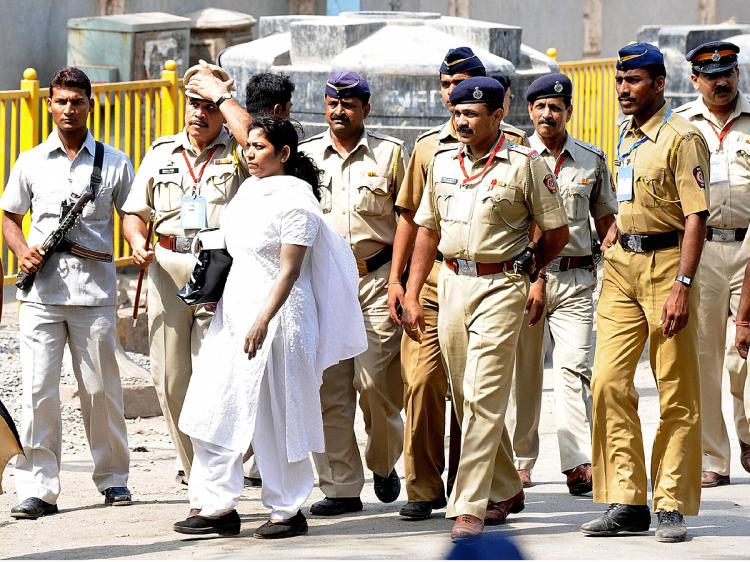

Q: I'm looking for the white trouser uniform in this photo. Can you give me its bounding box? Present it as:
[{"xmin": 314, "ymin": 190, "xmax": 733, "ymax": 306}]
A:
[
  {"xmin": 188, "ymin": 333, "xmax": 314, "ymax": 521},
  {"xmin": 14, "ymin": 302, "xmax": 130, "ymax": 503}
]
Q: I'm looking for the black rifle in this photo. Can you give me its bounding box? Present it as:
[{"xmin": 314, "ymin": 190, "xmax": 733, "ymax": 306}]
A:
[{"xmin": 16, "ymin": 141, "xmax": 104, "ymax": 291}]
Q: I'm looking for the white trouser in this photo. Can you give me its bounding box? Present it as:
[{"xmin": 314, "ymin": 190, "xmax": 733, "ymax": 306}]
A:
[
  {"xmin": 188, "ymin": 335, "xmax": 314, "ymax": 521},
  {"xmin": 14, "ymin": 302, "xmax": 130, "ymax": 504}
]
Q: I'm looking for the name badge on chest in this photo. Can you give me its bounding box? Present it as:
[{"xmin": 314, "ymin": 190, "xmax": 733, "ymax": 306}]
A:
[
  {"xmin": 710, "ymin": 152, "xmax": 728, "ymax": 185},
  {"xmin": 617, "ymin": 166, "xmax": 634, "ymax": 202},
  {"xmin": 180, "ymin": 195, "xmax": 207, "ymax": 230},
  {"xmin": 446, "ymin": 189, "xmax": 474, "ymax": 222}
]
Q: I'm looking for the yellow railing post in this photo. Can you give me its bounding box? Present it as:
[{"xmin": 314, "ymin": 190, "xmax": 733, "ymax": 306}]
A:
[
  {"xmin": 19, "ymin": 67, "xmax": 39, "ymax": 153},
  {"xmin": 160, "ymin": 60, "xmax": 178, "ymax": 136},
  {"xmin": 546, "ymin": 47, "xmax": 558, "ymax": 62}
]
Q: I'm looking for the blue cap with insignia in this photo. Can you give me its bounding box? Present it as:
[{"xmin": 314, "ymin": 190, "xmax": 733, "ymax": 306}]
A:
[
  {"xmin": 526, "ymin": 73, "xmax": 573, "ymax": 102},
  {"xmin": 616, "ymin": 42, "xmax": 664, "ymax": 71},
  {"xmin": 686, "ymin": 40, "xmax": 740, "ymax": 74},
  {"xmin": 325, "ymin": 71, "xmax": 370, "ymax": 103},
  {"xmin": 449, "ymin": 77, "xmax": 504, "ymax": 109},
  {"xmin": 439, "ymin": 47, "xmax": 486, "ymax": 75}
]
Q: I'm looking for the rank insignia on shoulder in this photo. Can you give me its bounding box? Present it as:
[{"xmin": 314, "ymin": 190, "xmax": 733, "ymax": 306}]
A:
[
  {"xmin": 543, "ymin": 173, "xmax": 558, "ymax": 193},
  {"xmin": 440, "ymin": 177, "xmax": 458, "ymax": 184},
  {"xmin": 159, "ymin": 167, "xmax": 179, "ymax": 174},
  {"xmin": 693, "ymin": 166, "xmax": 706, "ymax": 189},
  {"xmin": 213, "ymin": 157, "xmax": 233, "ymax": 165}
]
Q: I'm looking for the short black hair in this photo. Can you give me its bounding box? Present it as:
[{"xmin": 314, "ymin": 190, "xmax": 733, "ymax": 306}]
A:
[
  {"xmin": 245, "ymin": 72, "xmax": 295, "ymax": 116},
  {"xmin": 642, "ymin": 63, "xmax": 667, "ymax": 80},
  {"xmin": 50, "ymin": 67, "xmax": 92, "ymax": 98},
  {"xmin": 492, "ymin": 73, "xmax": 511, "ymax": 91}
]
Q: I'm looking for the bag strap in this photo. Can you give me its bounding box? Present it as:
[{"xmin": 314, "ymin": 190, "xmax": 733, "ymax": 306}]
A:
[{"xmin": 89, "ymin": 141, "xmax": 104, "ymax": 200}]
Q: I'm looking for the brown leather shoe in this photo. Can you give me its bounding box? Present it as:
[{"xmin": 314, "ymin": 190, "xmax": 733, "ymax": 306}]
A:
[
  {"xmin": 740, "ymin": 440, "xmax": 750, "ymax": 474},
  {"xmin": 451, "ymin": 514, "xmax": 484, "ymax": 541},
  {"xmin": 701, "ymin": 470, "xmax": 730, "ymax": 487},
  {"xmin": 565, "ymin": 463, "xmax": 593, "ymax": 496},
  {"xmin": 484, "ymin": 490, "xmax": 525, "ymax": 525},
  {"xmin": 518, "ymin": 469, "xmax": 532, "ymax": 488}
]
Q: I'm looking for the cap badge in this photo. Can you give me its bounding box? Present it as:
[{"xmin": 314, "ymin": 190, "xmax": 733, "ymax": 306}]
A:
[
  {"xmin": 712, "ymin": 50, "xmax": 721, "ymax": 62},
  {"xmin": 473, "ymin": 87, "xmax": 483, "ymax": 100},
  {"xmin": 553, "ymin": 81, "xmax": 563, "ymax": 93}
]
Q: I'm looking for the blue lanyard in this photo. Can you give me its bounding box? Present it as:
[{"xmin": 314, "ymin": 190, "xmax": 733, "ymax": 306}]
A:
[{"xmin": 617, "ymin": 108, "xmax": 672, "ymax": 163}]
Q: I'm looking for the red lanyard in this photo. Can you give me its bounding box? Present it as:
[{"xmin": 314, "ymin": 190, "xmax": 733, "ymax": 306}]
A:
[
  {"xmin": 554, "ymin": 152, "xmax": 568, "ymax": 176},
  {"xmin": 181, "ymin": 146, "xmax": 218, "ymax": 194},
  {"xmin": 707, "ymin": 117, "xmax": 737, "ymax": 150},
  {"xmin": 458, "ymin": 133, "xmax": 506, "ymax": 185}
]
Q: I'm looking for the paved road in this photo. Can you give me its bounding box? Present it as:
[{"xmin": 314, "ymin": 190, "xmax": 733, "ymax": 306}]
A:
[{"xmin": 1, "ymin": 342, "xmax": 748, "ymax": 559}]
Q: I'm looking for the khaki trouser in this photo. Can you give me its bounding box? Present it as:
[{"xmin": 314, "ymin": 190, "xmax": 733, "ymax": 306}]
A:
[
  {"xmin": 698, "ymin": 240, "xmax": 750, "ymax": 475},
  {"xmin": 401, "ymin": 261, "xmax": 448, "ymax": 502},
  {"xmin": 591, "ymin": 243, "xmax": 701, "ymax": 515},
  {"xmin": 438, "ymin": 265, "xmax": 527, "ymax": 520},
  {"xmin": 313, "ymin": 261, "xmax": 404, "ymax": 498},
  {"xmin": 14, "ymin": 303, "xmax": 130, "ymax": 503},
  {"xmin": 148, "ymin": 245, "xmax": 214, "ymax": 478},
  {"xmin": 507, "ymin": 268, "xmax": 595, "ymax": 473}
]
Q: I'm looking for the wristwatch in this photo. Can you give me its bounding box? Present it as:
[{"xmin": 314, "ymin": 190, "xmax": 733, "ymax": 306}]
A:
[
  {"xmin": 675, "ymin": 274, "xmax": 693, "ymax": 287},
  {"xmin": 214, "ymin": 92, "xmax": 232, "ymax": 107}
]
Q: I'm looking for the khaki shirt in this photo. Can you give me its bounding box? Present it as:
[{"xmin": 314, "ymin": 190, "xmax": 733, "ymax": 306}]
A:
[
  {"xmin": 415, "ymin": 134, "xmax": 568, "ymax": 263},
  {"xmin": 300, "ymin": 127, "xmax": 406, "ymax": 260},
  {"xmin": 0, "ymin": 131, "xmax": 133, "ymax": 306},
  {"xmin": 122, "ymin": 127, "xmax": 247, "ymax": 236},
  {"xmin": 675, "ymin": 94, "xmax": 750, "ymax": 229},
  {"xmin": 397, "ymin": 119, "xmax": 528, "ymax": 213},
  {"xmin": 529, "ymin": 133, "xmax": 617, "ymax": 256},
  {"xmin": 615, "ymin": 104, "xmax": 709, "ymax": 234}
]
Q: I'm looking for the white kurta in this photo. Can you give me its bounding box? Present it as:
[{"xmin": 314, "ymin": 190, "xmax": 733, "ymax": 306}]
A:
[{"xmin": 180, "ymin": 175, "xmax": 366, "ymax": 462}]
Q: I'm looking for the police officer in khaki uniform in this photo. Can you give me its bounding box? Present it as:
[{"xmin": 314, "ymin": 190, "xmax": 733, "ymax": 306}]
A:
[
  {"xmin": 581, "ymin": 43, "xmax": 709, "ymax": 543},
  {"xmin": 299, "ymin": 71, "xmax": 407, "ymax": 516},
  {"xmin": 675, "ymin": 41, "xmax": 750, "ymax": 487},
  {"xmin": 402, "ymin": 77, "xmax": 569, "ymax": 541},
  {"xmin": 506, "ymin": 73, "xmax": 617, "ymax": 494},
  {"xmin": 388, "ymin": 47, "xmax": 526, "ymax": 522},
  {"xmin": 122, "ymin": 63, "xmax": 249, "ymax": 481}
]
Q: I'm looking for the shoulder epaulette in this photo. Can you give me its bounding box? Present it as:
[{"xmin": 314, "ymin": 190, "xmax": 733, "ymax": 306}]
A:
[
  {"xmin": 151, "ymin": 135, "xmax": 175, "ymax": 149},
  {"xmin": 367, "ymin": 129, "xmax": 405, "ymax": 146},
  {"xmin": 299, "ymin": 131, "xmax": 326, "ymax": 145},
  {"xmin": 508, "ymin": 143, "xmax": 539, "ymax": 159},
  {"xmin": 573, "ymin": 138, "xmax": 606, "ymax": 160},
  {"xmin": 666, "ymin": 111, "xmax": 697, "ymax": 136},
  {"xmin": 415, "ymin": 125, "xmax": 442, "ymax": 143}
]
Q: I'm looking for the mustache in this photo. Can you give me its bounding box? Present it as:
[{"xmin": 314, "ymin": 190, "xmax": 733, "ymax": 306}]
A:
[
  {"xmin": 456, "ymin": 125, "xmax": 473, "ymax": 135},
  {"xmin": 189, "ymin": 119, "xmax": 207, "ymax": 128},
  {"xmin": 714, "ymin": 85, "xmax": 732, "ymax": 94},
  {"xmin": 538, "ymin": 118, "xmax": 556, "ymax": 126},
  {"xmin": 618, "ymin": 96, "xmax": 635, "ymax": 103},
  {"xmin": 331, "ymin": 114, "xmax": 350, "ymax": 122}
]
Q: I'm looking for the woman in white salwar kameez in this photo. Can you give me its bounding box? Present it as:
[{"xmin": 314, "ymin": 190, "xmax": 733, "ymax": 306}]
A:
[{"xmin": 173, "ymin": 118, "xmax": 366, "ymax": 539}]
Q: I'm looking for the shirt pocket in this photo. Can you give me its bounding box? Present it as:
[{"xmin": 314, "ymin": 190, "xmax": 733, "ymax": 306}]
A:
[
  {"xmin": 479, "ymin": 186, "xmax": 523, "ymax": 227},
  {"xmin": 354, "ymin": 175, "xmax": 391, "ymax": 216},
  {"xmin": 319, "ymin": 174, "xmax": 333, "ymax": 214},
  {"xmin": 636, "ymin": 166, "xmax": 671, "ymax": 208},
  {"xmin": 732, "ymin": 146, "xmax": 750, "ymax": 184},
  {"xmin": 204, "ymin": 164, "xmax": 237, "ymax": 204},
  {"xmin": 153, "ymin": 174, "xmax": 184, "ymax": 213},
  {"xmin": 561, "ymin": 184, "xmax": 590, "ymax": 221},
  {"xmin": 82, "ymin": 185, "xmax": 114, "ymax": 220}
]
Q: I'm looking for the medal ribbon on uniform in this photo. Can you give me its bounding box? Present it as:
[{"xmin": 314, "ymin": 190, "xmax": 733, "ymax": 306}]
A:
[
  {"xmin": 617, "ymin": 108, "xmax": 672, "ymax": 163},
  {"xmin": 707, "ymin": 117, "xmax": 737, "ymax": 151},
  {"xmin": 181, "ymin": 146, "xmax": 218, "ymax": 196},
  {"xmin": 457, "ymin": 133, "xmax": 506, "ymax": 185}
]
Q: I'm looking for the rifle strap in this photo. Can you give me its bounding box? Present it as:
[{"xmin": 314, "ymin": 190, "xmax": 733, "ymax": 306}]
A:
[{"xmin": 90, "ymin": 141, "xmax": 104, "ymax": 199}]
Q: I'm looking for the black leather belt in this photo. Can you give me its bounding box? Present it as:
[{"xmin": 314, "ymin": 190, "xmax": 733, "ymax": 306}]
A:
[
  {"xmin": 547, "ymin": 255, "xmax": 595, "ymax": 272},
  {"xmin": 357, "ymin": 246, "xmax": 393, "ymax": 277},
  {"xmin": 706, "ymin": 227, "xmax": 747, "ymax": 242},
  {"xmin": 619, "ymin": 231, "xmax": 679, "ymax": 253}
]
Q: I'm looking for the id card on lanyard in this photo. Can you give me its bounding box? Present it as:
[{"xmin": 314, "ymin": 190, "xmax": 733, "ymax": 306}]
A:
[{"xmin": 180, "ymin": 146, "xmax": 216, "ymax": 230}]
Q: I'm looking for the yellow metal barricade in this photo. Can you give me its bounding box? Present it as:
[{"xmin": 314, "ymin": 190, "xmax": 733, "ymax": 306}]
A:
[
  {"xmin": 559, "ymin": 58, "xmax": 619, "ymax": 170},
  {"xmin": 1, "ymin": 61, "xmax": 181, "ymax": 284}
]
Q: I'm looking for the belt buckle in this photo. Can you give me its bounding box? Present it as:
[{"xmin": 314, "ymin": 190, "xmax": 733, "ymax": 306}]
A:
[
  {"xmin": 357, "ymin": 260, "xmax": 368, "ymax": 277},
  {"xmin": 176, "ymin": 236, "xmax": 193, "ymax": 254},
  {"xmin": 456, "ymin": 259, "xmax": 478, "ymax": 277},
  {"xmin": 625, "ymin": 235, "xmax": 643, "ymax": 253},
  {"xmin": 714, "ymin": 228, "xmax": 734, "ymax": 242},
  {"xmin": 547, "ymin": 258, "xmax": 561, "ymax": 273}
]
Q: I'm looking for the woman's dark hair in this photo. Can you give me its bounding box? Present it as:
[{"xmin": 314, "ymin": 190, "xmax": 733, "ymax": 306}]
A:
[{"xmin": 248, "ymin": 117, "xmax": 322, "ymax": 201}]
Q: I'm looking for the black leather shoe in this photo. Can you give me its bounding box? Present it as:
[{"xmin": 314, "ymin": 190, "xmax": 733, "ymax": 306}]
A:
[
  {"xmin": 580, "ymin": 503, "xmax": 651, "ymax": 536},
  {"xmin": 175, "ymin": 470, "xmax": 188, "ymax": 486},
  {"xmin": 253, "ymin": 510, "xmax": 308, "ymax": 539},
  {"xmin": 10, "ymin": 497, "xmax": 58, "ymax": 520},
  {"xmin": 655, "ymin": 510, "xmax": 687, "ymax": 543},
  {"xmin": 173, "ymin": 510, "xmax": 241, "ymax": 536},
  {"xmin": 103, "ymin": 487, "xmax": 132, "ymax": 506},
  {"xmin": 373, "ymin": 469, "xmax": 400, "ymax": 503},
  {"xmin": 399, "ymin": 497, "xmax": 447, "ymax": 521},
  {"xmin": 309, "ymin": 496, "xmax": 363, "ymax": 516}
]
